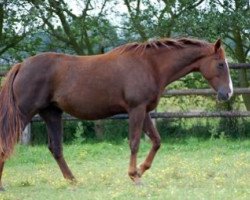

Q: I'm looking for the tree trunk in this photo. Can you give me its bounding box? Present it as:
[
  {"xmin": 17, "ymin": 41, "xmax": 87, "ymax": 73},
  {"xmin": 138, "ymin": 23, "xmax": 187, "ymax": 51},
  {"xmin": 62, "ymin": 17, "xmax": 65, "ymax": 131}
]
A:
[
  {"xmin": 233, "ymin": 31, "xmax": 250, "ymax": 110},
  {"xmin": 238, "ymin": 69, "xmax": 250, "ymax": 110}
]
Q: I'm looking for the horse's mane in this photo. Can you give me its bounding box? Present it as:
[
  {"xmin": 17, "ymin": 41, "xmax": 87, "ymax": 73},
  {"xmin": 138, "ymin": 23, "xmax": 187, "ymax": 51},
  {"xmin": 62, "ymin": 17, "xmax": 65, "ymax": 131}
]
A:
[{"xmin": 109, "ymin": 38, "xmax": 210, "ymax": 55}]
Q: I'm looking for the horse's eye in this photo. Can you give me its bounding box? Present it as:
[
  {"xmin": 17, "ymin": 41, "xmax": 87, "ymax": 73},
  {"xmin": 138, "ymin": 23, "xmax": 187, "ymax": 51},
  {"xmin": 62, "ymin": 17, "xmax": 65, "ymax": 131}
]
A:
[{"xmin": 218, "ymin": 63, "xmax": 224, "ymax": 69}]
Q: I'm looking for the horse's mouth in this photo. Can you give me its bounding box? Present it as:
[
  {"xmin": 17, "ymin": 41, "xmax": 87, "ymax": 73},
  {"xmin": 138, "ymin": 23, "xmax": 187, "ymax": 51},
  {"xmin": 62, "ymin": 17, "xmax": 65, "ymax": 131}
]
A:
[{"xmin": 217, "ymin": 92, "xmax": 231, "ymax": 102}]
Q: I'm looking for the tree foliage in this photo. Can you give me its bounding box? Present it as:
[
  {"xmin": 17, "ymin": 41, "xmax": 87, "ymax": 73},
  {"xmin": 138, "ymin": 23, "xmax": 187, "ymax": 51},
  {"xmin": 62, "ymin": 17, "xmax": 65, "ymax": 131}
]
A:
[
  {"xmin": 26, "ymin": 0, "xmax": 118, "ymax": 55},
  {"xmin": 1, "ymin": 0, "xmax": 248, "ymax": 60},
  {"xmin": 0, "ymin": 0, "xmax": 41, "ymax": 63}
]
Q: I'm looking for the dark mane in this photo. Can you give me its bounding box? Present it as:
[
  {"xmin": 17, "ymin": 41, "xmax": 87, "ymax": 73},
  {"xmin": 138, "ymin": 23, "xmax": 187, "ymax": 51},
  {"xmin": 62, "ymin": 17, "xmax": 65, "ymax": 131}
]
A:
[{"xmin": 109, "ymin": 38, "xmax": 210, "ymax": 54}]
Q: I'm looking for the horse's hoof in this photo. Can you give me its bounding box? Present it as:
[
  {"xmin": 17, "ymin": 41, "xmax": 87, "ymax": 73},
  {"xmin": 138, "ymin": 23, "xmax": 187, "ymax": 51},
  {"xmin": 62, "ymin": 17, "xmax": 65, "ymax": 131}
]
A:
[
  {"xmin": 133, "ymin": 177, "xmax": 143, "ymax": 186},
  {"xmin": 66, "ymin": 177, "xmax": 77, "ymax": 185},
  {"xmin": 0, "ymin": 187, "xmax": 5, "ymax": 192},
  {"xmin": 71, "ymin": 179, "xmax": 77, "ymax": 185}
]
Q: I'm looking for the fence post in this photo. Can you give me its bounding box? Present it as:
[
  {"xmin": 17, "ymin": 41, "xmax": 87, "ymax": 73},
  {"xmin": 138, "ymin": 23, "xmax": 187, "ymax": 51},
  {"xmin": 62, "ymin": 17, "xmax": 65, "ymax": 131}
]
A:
[
  {"xmin": 94, "ymin": 120, "xmax": 104, "ymax": 140},
  {"xmin": 20, "ymin": 123, "xmax": 31, "ymax": 145}
]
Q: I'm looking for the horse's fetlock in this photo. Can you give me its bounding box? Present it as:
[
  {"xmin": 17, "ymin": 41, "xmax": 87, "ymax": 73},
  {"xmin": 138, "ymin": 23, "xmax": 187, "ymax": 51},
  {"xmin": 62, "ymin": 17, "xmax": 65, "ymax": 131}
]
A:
[{"xmin": 128, "ymin": 170, "xmax": 137, "ymax": 178}]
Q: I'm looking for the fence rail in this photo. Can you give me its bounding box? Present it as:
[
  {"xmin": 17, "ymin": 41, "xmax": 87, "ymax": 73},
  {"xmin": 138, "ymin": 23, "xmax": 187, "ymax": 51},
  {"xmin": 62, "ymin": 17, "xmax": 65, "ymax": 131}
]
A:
[
  {"xmin": 31, "ymin": 111, "xmax": 250, "ymax": 122},
  {"xmin": 228, "ymin": 63, "xmax": 250, "ymax": 69},
  {"xmin": 163, "ymin": 87, "xmax": 250, "ymax": 96}
]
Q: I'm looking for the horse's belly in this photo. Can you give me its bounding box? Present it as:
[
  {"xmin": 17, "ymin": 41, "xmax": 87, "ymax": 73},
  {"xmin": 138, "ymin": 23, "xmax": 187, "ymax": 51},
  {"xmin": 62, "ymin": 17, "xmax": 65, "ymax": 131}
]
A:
[
  {"xmin": 67, "ymin": 106, "xmax": 126, "ymax": 120},
  {"xmin": 57, "ymin": 96, "xmax": 126, "ymax": 120}
]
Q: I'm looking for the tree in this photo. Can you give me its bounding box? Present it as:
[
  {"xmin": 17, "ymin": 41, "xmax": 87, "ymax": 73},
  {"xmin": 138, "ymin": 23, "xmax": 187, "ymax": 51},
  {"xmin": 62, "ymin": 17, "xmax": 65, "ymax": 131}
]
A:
[
  {"xmin": 27, "ymin": 0, "xmax": 118, "ymax": 55},
  {"xmin": 0, "ymin": 0, "xmax": 40, "ymax": 64},
  {"xmin": 121, "ymin": 0, "xmax": 205, "ymax": 41}
]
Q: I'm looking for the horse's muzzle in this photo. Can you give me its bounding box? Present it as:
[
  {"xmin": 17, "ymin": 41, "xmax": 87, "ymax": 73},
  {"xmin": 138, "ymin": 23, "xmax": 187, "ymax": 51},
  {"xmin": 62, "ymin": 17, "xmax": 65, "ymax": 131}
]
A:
[{"xmin": 217, "ymin": 88, "xmax": 233, "ymax": 102}]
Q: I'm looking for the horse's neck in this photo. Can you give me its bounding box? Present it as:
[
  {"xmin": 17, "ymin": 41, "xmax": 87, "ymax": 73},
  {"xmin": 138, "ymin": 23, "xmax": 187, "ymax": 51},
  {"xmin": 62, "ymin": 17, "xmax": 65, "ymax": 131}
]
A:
[{"xmin": 156, "ymin": 47, "xmax": 210, "ymax": 89}]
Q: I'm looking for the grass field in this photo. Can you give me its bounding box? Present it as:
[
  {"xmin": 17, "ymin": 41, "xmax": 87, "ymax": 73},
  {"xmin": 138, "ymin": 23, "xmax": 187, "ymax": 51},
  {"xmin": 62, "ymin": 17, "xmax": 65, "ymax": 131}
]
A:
[{"xmin": 0, "ymin": 138, "xmax": 249, "ymax": 200}]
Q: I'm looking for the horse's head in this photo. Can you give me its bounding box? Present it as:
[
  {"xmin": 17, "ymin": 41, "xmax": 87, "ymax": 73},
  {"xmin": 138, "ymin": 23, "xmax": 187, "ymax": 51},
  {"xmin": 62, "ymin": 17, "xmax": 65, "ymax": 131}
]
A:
[{"xmin": 198, "ymin": 39, "xmax": 233, "ymax": 101}]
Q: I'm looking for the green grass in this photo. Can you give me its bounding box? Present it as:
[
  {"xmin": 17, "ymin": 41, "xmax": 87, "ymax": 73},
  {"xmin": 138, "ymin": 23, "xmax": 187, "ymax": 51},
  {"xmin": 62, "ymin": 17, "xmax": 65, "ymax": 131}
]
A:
[{"xmin": 0, "ymin": 138, "xmax": 249, "ymax": 200}]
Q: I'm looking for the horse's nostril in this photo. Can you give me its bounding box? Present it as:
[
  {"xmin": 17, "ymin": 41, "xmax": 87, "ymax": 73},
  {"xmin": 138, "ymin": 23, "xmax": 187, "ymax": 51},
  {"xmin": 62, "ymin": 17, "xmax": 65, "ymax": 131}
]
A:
[{"xmin": 217, "ymin": 92, "xmax": 230, "ymax": 101}]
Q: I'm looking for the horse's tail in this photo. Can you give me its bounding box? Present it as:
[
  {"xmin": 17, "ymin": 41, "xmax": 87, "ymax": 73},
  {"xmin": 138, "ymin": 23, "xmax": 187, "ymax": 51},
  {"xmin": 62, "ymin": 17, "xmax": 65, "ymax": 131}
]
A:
[{"xmin": 0, "ymin": 63, "xmax": 24, "ymax": 161}]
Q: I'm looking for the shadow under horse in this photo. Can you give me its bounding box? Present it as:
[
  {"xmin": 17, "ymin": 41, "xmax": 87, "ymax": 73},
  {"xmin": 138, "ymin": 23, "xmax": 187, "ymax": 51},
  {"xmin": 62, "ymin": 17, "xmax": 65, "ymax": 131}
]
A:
[{"xmin": 0, "ymin": 38, "xmax": 233, "ymax": 190}]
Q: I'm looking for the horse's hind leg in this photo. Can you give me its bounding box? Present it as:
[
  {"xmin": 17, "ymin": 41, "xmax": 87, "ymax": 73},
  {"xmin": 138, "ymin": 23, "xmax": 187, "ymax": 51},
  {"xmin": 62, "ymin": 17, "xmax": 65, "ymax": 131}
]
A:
[
  {"xmin": 138, "ymin": 113, "xmax": 161, "ymax": 177},
  {"xmin": 0, "ymin": 161, "xmax": 5, "ymax": 191},
  {"xmin": 39, "ymin": 106, "xmax": 75, "ymax": 181}
]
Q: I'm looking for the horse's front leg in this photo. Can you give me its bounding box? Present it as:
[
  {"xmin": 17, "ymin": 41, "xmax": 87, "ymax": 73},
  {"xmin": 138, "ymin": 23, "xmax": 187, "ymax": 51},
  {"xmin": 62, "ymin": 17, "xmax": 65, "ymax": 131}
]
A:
[
  {"xmin": 138, "ymin": 113, "xmax": 161, "ymax": 177},
  {"xmin": 128, "ymin": 105, "xmax": 146, "ymax": 184}
]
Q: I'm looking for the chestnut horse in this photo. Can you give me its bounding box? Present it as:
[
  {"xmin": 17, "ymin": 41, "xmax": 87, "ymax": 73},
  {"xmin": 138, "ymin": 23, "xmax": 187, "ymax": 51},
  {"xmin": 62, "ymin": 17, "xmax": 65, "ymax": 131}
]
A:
[{"xmin": 0, "ymin": 38, "xmax": 232, "ymax": 190}]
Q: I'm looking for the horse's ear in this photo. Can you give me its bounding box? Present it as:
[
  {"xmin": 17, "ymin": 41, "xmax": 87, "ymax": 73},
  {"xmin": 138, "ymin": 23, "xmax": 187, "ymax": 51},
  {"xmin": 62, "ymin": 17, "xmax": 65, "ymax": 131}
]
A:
[{"xmin": 214, "ymin": 39, "xmax": 221, "ymax": 53}]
